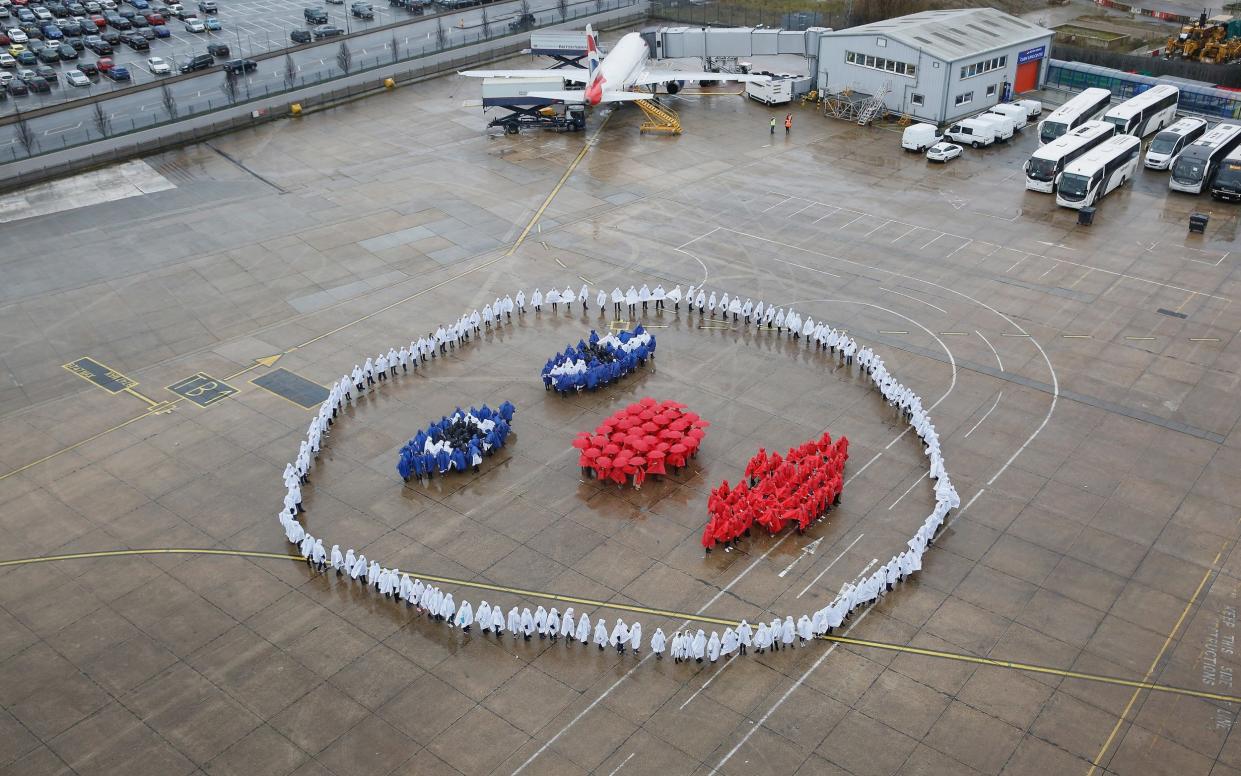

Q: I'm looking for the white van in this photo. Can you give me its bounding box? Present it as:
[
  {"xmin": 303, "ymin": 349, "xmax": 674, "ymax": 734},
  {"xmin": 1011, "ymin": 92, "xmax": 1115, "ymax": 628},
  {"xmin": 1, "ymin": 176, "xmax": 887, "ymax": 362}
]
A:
[
  {"xmin": 944, "ymin": 118, "xmax": 997, "ymax": 148},
  {"xmin": 973, "ymin": 113, "xmax": 1015, "ymax": 142},
  {"xmin": 1014, "ymin": 99, "xmax": 1043, "ymax": 119},
  {"xmin": 986, "ymin": 103, "xmax": 1027, "ymax": 130},
  {"xmin": 901, "ymin": 123, "xmax": 942, "ymax": 152}
]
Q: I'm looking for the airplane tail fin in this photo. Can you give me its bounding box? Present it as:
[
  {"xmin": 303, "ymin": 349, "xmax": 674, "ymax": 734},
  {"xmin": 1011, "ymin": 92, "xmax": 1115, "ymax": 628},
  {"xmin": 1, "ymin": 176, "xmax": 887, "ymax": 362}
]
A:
[{"xmin": 586, "ymin": 25, "xmax": 600, "ymax": 79}]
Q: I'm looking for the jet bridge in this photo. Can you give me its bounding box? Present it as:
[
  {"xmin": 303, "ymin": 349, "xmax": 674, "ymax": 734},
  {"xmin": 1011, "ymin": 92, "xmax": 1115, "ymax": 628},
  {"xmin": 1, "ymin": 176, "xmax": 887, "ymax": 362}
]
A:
[{"xmin": 640, "ymin": 26, "xmax": 829, "ymax": 74}]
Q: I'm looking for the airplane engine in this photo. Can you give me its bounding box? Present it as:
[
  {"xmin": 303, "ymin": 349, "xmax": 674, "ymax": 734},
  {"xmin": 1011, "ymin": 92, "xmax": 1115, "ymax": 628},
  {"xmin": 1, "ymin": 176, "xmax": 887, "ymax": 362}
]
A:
[{"xmin": 664, "ymin": 80, "xmax": 684, "ymax": 94}]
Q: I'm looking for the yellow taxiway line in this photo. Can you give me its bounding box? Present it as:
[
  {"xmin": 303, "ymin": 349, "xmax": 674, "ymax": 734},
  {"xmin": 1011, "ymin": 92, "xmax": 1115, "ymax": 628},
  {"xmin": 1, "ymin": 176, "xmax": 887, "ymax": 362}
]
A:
[{"xmin": 2, "ymin": 546, "xmax": 1235, "ymax": 707}]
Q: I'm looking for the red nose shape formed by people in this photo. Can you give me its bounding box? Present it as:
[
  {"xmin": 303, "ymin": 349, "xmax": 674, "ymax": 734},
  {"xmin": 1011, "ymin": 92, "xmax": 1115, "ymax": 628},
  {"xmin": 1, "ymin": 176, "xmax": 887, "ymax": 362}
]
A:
[{"xmin": 573, "ymin": 397, "xmax": 708, "ymax": 489}]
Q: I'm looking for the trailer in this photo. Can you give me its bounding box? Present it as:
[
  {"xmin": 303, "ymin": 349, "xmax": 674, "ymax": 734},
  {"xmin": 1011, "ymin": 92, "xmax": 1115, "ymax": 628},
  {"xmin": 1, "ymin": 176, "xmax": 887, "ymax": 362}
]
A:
[
  {"xmin": 745, "ymin": 73, "xmax": 812, "ymax": 105},
  {"xmin": 528, "ymin": 30, "xmax": 606, "ymax": 68},
  {"xmin": 482, "ymin": 77, "xmax": 586, "ymax": 134}
]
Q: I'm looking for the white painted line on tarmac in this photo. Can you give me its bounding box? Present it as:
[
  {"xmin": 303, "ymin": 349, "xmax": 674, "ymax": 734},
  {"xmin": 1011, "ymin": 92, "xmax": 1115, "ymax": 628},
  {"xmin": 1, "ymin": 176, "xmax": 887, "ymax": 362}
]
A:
[
  {"xmin": 887, "ymin": 475, "xmax": 923, "ymax": 511},
  {"xmin": 796, "ymin": 534, "xmax": 864, "ymax": 599},
  {"xmin": 678, "ymin": 655, "xmax": 737, "ymax": 710},
  {"xmin": 963, "ymin": 391, "xmax": 1002, "ymax": 439}
]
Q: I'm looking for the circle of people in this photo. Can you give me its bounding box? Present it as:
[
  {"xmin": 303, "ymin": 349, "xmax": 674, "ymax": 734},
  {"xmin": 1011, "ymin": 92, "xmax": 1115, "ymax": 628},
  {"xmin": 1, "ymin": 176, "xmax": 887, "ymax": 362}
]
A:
[
  {"xmin": 396, "ymin": 403, "xmax": 515, "ymax": 482},
  {"xmin": 572, "ymin": 398, "xmax": 709, "ymax": 488},
  {"xmin": 278, "ymin": 279, "xmax": 960, "ymax": 671},
  {"xmin": 703, "ymin": 432, "xmax": 850, "ymax": 551},
  {"xmin": 541, "ymin": 326, "xmax": 656, "ymax": 394}
]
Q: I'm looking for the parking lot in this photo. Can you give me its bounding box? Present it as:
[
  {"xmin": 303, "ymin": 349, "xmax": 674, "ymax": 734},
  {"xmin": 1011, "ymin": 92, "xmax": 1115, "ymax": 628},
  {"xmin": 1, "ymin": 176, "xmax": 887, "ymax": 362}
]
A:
[{"xmin": 0, "ymin": 0, "xmax": 537, "ymax": 114}]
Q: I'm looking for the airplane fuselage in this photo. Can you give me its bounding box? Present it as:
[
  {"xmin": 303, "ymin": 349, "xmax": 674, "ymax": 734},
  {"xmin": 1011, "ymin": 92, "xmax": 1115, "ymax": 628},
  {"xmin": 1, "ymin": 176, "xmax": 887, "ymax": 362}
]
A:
[{"xmin": 586, "ymin": 33, "xmax": 650, "ymax": 105}]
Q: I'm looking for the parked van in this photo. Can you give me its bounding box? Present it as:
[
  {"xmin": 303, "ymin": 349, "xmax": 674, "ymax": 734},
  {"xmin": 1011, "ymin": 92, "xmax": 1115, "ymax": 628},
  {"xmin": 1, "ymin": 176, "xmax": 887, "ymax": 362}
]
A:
[
  {"xmin": 901, "ymin": 122, "xmax": 941, "ymax": 152},
  {"xmin": 986, "ymin": 103, "xmax": 1027, "ymax": 130},
  {"xmin": 973, "ymin": 112, "xmax": 1015, "ymax": 142},
  {"xmin": 944, "ymin": 118, "xmax": 996, "ymax": 148},
  {"xmin": 1013, "ymin": 99, "xmax": 1043, "ymax": 119}
]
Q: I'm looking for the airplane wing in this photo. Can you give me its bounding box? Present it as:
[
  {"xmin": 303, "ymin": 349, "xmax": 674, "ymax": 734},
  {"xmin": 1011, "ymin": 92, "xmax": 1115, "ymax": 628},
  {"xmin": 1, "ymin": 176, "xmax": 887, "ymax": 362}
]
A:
[
  {"xmin": 525, "ymin": 90, "xmax": 653, "ymax": 103},
  {"xmin": 598, "ymin": 91, "xmax": 659, "ymax": 103},
  {"xmin": 525, "ymin": 90, "xmax": 590, "ymax": 103},
  {"xmin": 459, "ymin": 69, "xmax": 590, "ymax": 83},
  {"xmin": 630, "ymin": 70, "xmax": 770, "ymax": 86}
]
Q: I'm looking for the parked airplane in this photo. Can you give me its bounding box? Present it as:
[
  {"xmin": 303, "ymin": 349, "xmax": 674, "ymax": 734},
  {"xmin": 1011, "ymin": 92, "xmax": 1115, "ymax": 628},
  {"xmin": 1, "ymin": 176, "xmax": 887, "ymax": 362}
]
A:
[{"xmin": 459, "ymin": 24, "xmax": 768, "ymax": 105}]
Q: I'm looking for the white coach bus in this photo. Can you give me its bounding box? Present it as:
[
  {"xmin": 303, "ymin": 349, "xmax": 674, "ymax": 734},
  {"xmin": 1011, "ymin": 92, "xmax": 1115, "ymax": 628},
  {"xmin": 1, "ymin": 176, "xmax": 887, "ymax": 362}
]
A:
[
  {"xmin": 1170, "ymin": 122, "xmax": 1241, "ymax": 194},
  {"xmin": 1055, "ymin": 134, "xmax": 1142, "ymax": 209},
  {"xmin": 1024, "ymin": 120, "xmax": 1115, "ymax": 193},
  {"xmin": 1144, "ymin": 116, "xmax": 1207, "ymax": 170},
  {"xmin": 1038, "ymin": 87, "xmax": 1112, "ymax": 144},
  {"xmin": 1100, "ymin": 84, "xmax": 1179, "ymax": 137}
]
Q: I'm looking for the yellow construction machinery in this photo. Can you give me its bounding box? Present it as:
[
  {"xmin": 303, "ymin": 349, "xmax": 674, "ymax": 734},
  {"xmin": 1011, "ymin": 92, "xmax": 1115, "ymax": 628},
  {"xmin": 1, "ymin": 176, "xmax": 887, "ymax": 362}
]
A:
[{"xmin": 1165, "ymin": 11, "xmax": 1240, "ymax": 62}]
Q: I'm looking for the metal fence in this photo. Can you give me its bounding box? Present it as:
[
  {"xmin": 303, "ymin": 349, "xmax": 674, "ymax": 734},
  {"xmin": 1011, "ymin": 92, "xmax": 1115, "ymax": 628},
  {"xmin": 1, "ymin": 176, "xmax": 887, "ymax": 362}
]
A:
[
  {"xmin": 647, "ymin": 0, "xmax": 832, "ymax": 31},
  {"xmin": 1050, "ymin": 43, "xmax": 1241, "ymax": 89},
  {"xmin": 2, "ymin": 0, "xmax": 642, "ymax": 163}
]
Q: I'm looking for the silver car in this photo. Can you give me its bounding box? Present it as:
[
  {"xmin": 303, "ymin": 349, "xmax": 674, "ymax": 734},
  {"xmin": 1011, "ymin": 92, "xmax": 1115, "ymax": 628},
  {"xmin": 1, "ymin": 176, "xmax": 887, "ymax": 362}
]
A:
[{"xmin": 64, "ymin": 67, "xmax": 90, "ymax": 86}]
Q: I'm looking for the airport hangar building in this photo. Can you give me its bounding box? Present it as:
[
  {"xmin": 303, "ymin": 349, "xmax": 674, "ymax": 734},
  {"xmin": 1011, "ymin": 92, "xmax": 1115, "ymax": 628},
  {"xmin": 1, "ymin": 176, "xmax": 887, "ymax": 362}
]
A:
[{"xmin": 814, "ymin": 8, "xmax": 1055, "ymax": 126}]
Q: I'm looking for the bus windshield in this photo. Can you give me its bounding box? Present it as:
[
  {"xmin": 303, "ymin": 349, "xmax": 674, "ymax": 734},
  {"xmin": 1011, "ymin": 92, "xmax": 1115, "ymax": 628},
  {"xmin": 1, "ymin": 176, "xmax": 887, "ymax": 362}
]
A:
[
  {"xmin": 1040, "ymin": 121, "xmax": 1068, "ymax": 143},
  {"xmin": 1172, "ymin": 156, "xmax": 1206, "ymax": 184},
  {"xmin": 1027, "ymin": 157, "xmax": 1059, "ymax": 181},
  {"xmin": 1150, "ymin": 132, "xmax": 1179, "ymax": 155},
  {"xmin": 1058, "ymin": 173, "xmax": 1091, "ymax": 200},
  {"xmin": 1103, "ymin": 116, "xmax": 1128, "ymax": 133},
  {"xmin": 1216, "ymin": 162, "xmax": 1241, "ymax": 190}
]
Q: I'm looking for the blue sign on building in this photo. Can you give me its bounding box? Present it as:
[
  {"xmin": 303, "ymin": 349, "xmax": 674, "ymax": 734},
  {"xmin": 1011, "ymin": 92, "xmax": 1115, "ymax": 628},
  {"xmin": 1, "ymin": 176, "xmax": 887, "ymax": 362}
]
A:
[{"xmin": 1017, "ymin": 46, "xmax": 1046, "ymax": 65}]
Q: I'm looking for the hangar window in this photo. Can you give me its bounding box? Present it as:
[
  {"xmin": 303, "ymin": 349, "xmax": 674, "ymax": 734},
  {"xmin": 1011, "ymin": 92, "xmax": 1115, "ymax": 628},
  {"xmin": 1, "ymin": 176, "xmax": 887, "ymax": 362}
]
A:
[
  {"xmin": 955, "ymin": 91, "xmax": 973, "ymax": 106},
  {"xmin": 986, "ymin": 84, "xmax": 997, "ymax": 97},
  {"xmin": 876, "ymin": 37, "xmax": 886, "ymax": 47},
  {"xmin": 960, "ymin": 55, "xmax": 1008, "ymax": 80},
  {"xmin": 844, "ymin": 50, "xmax": 917, "ymax": 78},
  {"xmin": 911, "ymin": 93, "xmax": 925, "ymax": 106}
]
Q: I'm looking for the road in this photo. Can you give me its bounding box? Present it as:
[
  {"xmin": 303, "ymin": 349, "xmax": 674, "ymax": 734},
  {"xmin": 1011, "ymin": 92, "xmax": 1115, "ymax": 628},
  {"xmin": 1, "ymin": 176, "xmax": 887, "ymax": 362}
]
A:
[{"xmin": 2, "ymin": 0, "xmax": 629, "ymax": 157}]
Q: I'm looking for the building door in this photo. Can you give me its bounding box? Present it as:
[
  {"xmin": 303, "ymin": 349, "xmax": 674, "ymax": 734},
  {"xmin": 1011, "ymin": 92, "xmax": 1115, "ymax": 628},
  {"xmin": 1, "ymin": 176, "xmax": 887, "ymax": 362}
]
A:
[{"xmin": 1014, "ymin": 59, "xmax": 1039, "ymax": 93}]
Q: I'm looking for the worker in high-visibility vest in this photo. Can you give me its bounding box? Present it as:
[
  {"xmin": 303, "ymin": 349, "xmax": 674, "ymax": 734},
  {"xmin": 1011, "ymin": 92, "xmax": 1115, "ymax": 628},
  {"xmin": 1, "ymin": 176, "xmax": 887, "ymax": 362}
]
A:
[
  {"xmin": 769, "ymin": 117, "xmax": 776, "ymax": 134},
  {"xmin": 785, "ymin": 114, "xmax": 792, "ymax": 134}
]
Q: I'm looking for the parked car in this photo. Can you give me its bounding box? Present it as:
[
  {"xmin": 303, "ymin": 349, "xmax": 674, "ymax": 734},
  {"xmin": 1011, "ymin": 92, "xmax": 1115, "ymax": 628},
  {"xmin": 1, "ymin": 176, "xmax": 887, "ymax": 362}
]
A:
[
  {"xmin": 6, "ymin": 24, "xmax": 25, "ymax": 40},
  {"xmin": 128, "ymin": 12, "xmax": 145, "ymax": 25},
  {"xmin": 6, "ymin": 75, "xmax": 27, "ymax": 92},
  {"xmin": 177, "ymin": 49, "xmax": 209, "ymax": 70},
  {"xmin": 195, "ymin": 0, "xmax": 213, "ymax": 11},
  {"xmin": 288, "ymin": 27, "xmax": 309, "ymax": 42},
  {"xmin": 74, "ymin": 57, "xmax": 93, "ymax": 74},
  {"xmin": 86, "ymin": 11, "xmax": 103, "ymax": 25},
  {"xmin": 144, "ymin": 52, "xmax": 165, "ymax": 71},
  {"xmin": 100, "ymin": 61, "xmax": 124, "ymax": 77},
  {"xmin": 64, "ymin": 34, "xmax": 83, "ymax": 49},
  {"xmin": 39, "ymin": 21, "xmax": 60, "ymax": 36},
  {"xmin": 149, "ymin": 21, "xmax": 165, "ymax": 34},
  {"xmin": 925, "ymin": 142, "xmax": 962, "ymax": 163},
  {"xmin": 120, "ymin": 30, "xmax": 143, "ymax": 47},
  {"xmin": 203, "ymin": 39, "xmax": 223, "ymax": 55},
  {"xmin": 201, "ymin": 14, "xmax": 215, "ymax": 28},
  {"xmin": 33, "ymin": 61, "xmax": 54, "ymax": 80},
  {"xmin": 134, "ymin": 23, "xmax": 150, "ymax": 36},
  {"xmin": 57, "ymin": 17, "xmax": 78, "ymax": 33},
  {"xmin": 93, "ymin": 52, "xmax": 109, "ymax": 67},
  {"xmin": 24, "ymin": 72, "xmax": 47, "ymax": 89},
  {"xmin": 54, "ymin": 39, "xmax": 72, "ymax": 55},
  {"xmin": 312, "ymin": 23, "xmax": 342, "ymax": 37},
  {"xmin": 221, "ymin": 56, "xmax": 253, "ymax": 73},
  {"xmin": 181, "ymin": 13, "xmax": 201, "ymax": 29},
  {"xmin": 82, "ymin": 33, "xmax": 107, "ymax": 51},
  {"xmin": 14, "ymin": 48, "xmax": 33, "ymax": 63},
  {"xmin": 63, "ymin": 64, "xmax": 87, "ymax": 84},
  {"xmin": 34, "ymin": 44, "xmax": 56, "ymax": 60},
  {"xmin": 349, "ymin": 1, "xmax": 372, "ymax": 17},
  {"xmin": 302, "ymin": 6, "xmax": 326, "ymax": 23},
  {"xmin": 0, "ymin": 51, "xmax": 13, "ymax": 65},
  {"xmin": 141, "ymin": 10, "xmax": 159, "ymax": 22},
  {"xmin": 99, "ymin": 27, "xmax": 116, "ymax": 42}
]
